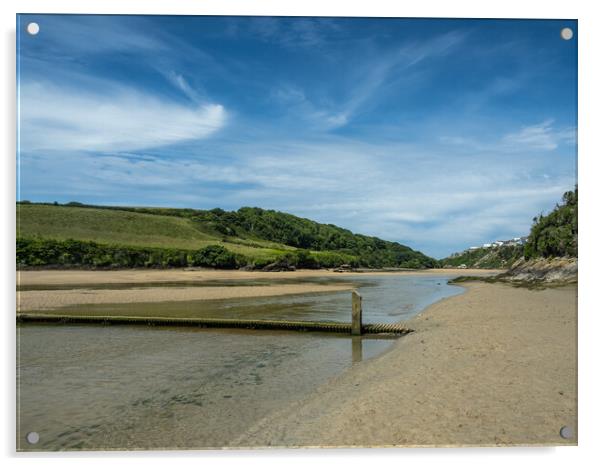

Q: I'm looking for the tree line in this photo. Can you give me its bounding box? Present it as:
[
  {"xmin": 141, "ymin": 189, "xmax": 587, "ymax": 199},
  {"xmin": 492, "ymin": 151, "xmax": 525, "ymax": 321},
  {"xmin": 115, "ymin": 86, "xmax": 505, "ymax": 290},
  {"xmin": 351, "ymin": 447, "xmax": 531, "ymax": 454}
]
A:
[{"xmin": 16, "ymin": 238, "xmax": 383, "ymax": 270}]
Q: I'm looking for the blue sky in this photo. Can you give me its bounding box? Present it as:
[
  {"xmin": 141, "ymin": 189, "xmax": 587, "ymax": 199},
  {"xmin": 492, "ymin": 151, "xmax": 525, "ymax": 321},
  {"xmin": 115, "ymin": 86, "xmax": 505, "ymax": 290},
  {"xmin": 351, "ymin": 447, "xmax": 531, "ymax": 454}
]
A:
[{"xmin": 17, "ymin": 15, "xmax": 577, "ymax": 258}]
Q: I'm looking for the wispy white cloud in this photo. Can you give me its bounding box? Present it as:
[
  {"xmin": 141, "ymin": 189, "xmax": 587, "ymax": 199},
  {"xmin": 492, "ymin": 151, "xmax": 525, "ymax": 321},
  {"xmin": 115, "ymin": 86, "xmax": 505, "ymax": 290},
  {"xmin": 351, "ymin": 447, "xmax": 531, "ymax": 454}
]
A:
[
  {"xmin": 440, "ymin": 119, "xmax": 576, "ymax": 153},
  {"xmin": 270, "ymin": 85, "xmax": 350, "ymax": 130},
  {"xmin": 21, "ymin": 15, "xmax": 238, "ymax": 102},
  {"xmin": 20, "ymin": 81, "xmax": 227, "ymax": 152},
  {"xmin": 244, "ymin": 17, "xmax": 342, "ymax": 50},
  {"xmin": 331, "ymin": 30, "xmax": 468, "ymax": 125},
  {"xmin": 501, "ymin": 119, "xmax": 576, "ymax": 151},
  {"xmin": 398, "ymin": 30, "xmax": 468, "ymax": 67},
  {"xmin": 271, "ymin": 30, "xmax": 468, "ymax": 131},
  {"xmin": 21, "ymin": 16, "xmax": 166, "ymax": 59},
  {"xmin": 163, "ymin": 71, "xmax": 203, "ymax": 103},
  {"xmin": 460, "ymin": 74, "xmax": 529, "ymax": 113}
]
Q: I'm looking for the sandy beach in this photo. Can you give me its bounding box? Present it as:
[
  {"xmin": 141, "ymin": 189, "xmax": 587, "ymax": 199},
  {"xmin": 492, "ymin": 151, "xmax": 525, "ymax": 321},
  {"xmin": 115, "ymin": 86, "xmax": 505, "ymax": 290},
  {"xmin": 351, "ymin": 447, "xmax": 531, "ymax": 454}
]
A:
[{"xmin": 232, "ymin": 282, "xmax": 577, "ymax": 447}]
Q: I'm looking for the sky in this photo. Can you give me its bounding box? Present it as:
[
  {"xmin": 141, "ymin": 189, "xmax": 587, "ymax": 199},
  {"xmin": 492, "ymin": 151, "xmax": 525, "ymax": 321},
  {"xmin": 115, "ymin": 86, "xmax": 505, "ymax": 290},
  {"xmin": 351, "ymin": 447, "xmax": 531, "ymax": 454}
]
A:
[{"xmin": 16, "ymin": 15, "xmax": 577, "ymax": 258}]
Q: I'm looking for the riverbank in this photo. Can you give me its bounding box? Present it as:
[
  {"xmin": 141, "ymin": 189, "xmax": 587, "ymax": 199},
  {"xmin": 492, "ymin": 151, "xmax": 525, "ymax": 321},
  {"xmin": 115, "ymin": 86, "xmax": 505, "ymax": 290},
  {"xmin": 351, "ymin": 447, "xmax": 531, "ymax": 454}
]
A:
[
  {"xmin": 16, "ymin": 269, "xmax": 498, "ymax": 312},
  {"xmin": 233, "ymin": 282, "xmax": 577, "ymax": 447}
]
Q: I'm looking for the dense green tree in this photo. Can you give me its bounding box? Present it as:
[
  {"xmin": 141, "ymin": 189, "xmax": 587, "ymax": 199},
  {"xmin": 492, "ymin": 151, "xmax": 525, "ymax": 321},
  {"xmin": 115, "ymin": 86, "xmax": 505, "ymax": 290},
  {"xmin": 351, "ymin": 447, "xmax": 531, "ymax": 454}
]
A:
[{"xmin": 524, "ymin": 189, "xmax": 577, "ymax": 259}]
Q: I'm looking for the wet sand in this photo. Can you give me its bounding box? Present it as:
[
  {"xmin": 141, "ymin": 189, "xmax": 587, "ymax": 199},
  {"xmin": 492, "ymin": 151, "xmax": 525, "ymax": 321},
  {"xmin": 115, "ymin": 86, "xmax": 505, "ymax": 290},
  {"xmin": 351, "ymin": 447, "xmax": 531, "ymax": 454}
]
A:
[
  {"xmin": 233, "ymin": 282, "xmax": 577, "ymax": 447},
  {"xmin": 17, "ymin": 284, "xmax": 356, "ymax": 312}
]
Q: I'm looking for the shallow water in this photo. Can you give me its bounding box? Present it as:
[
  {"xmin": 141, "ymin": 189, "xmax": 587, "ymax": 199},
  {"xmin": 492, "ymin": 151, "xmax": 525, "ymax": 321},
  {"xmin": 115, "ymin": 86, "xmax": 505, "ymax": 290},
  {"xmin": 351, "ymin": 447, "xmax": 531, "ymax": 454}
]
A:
[
  {"xmin": 17, "ymin": 274, "xmax": 463, "ymax": 450},
  {"xmin": 42, "ymin": 275, "xmax": 462, "ymax": 324}
]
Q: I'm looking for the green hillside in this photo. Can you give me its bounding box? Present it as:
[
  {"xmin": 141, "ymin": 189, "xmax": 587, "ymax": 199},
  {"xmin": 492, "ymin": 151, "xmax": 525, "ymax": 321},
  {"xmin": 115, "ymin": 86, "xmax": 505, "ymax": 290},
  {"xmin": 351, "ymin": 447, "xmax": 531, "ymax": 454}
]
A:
[
  {"xmin": 18, "ymin": 204, "xmax": 217, "ymax": 250},
  {"xmin": 16, "ymin": 202, "xmax": 435, "ymax": 269},
  {"xmin": 17, "ymin": 203, "xmax": 290, "ymax": 262}
]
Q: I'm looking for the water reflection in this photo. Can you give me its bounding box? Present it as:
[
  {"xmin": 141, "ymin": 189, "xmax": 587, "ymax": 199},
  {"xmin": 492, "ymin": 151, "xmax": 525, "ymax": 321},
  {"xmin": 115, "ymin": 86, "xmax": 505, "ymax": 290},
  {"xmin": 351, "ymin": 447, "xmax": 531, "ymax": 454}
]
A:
[{"xmin": 352, "ymin": 336, "xmax": 363, "ymax": 363}]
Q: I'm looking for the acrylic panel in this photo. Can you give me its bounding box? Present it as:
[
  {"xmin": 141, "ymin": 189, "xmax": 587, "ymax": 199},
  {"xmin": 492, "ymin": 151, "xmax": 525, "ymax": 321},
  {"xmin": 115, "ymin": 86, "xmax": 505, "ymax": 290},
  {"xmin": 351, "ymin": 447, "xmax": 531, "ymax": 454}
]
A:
[{"xmin": 16, "ymin": 15, "xmax": 577, "ymax": 451}]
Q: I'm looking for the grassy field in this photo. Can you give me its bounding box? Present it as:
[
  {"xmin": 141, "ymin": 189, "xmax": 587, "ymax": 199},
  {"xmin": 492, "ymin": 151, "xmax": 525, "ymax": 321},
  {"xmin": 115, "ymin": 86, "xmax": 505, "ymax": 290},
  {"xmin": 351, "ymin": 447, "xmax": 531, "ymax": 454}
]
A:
[
  {"xmin": 17, "ymin": 202, "xmax": 436, "ymax": 269},
  {"xmin": 17, "ymin": 204, "xmax": 291, "ymax": 261}
]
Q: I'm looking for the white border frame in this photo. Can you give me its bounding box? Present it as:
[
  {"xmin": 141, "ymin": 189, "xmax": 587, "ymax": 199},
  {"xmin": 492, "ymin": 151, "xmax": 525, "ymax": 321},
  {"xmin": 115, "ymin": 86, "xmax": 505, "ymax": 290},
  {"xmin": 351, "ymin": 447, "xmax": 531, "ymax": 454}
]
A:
[{"xmin": 2, "ymin": 1, "xmax": 600, "ymax": 465}]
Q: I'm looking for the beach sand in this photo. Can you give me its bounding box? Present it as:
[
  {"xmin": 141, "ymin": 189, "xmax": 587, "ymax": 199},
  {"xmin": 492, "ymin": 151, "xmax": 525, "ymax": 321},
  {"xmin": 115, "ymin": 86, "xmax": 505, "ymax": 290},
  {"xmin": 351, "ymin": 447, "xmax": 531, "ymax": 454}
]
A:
[
  {"xmin": 232, "ymin": 282, "xmax": 577, "ymax": 447},
  {"xmin": 17, "ymin": 268, "xmax": 498, "ymax": 287}
]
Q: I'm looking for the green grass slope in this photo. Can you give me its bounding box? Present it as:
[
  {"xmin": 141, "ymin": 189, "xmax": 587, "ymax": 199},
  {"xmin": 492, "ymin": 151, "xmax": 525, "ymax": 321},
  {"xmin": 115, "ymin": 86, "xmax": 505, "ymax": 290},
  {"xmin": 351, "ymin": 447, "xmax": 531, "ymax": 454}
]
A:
[
  {"xmin": 17, "ymin": 202, "xmax": 435, "ymax": 269},
  {"xmin": 18, "ymin": 204, "xmax": 216, "ymax": 250},
  {"xmin": 17, "ymin": 204, "xmax": 291, "ymax": 263}
]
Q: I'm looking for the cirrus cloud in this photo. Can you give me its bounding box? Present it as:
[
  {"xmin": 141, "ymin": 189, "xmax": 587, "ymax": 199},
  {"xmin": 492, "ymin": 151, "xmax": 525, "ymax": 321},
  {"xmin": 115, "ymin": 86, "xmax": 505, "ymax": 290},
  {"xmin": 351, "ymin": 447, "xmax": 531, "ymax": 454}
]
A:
[
  {"xmin": 501, "ymin": 119, "xmax": 576, "ymax": 151},
  {"xmin": 19, "ymin": 81, "xmax": 227, "ymax": 152}
]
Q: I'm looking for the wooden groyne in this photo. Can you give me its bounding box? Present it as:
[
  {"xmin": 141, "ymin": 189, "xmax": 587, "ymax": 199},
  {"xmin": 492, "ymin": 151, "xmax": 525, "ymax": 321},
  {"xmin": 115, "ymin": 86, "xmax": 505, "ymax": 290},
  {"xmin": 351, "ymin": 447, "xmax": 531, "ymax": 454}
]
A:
[
  {"xmin": 16, "ymin": 291, "xmax": 413, "ymax": 336},
  {"xmin": 16, "ymin": 313, "xmax": 412, "ymax": 335}
]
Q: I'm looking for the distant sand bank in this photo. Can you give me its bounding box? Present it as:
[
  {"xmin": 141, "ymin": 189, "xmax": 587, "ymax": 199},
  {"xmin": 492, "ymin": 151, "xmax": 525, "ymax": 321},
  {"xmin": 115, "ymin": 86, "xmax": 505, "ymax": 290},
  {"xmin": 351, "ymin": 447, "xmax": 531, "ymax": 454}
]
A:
[
  {"xmin": 18, "ymin": 268, "xmax": 499, "ymax": 287},
  {"xmin": 233, "ymin": 282, "xmax": 577, "ymax": 447}
]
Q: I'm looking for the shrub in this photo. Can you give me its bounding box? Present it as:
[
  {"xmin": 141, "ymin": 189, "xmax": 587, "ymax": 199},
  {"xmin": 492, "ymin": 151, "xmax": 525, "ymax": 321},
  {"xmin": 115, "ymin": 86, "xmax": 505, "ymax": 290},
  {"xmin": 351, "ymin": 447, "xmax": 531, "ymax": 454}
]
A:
[
  {"xmin": 17, "ymin": 238, "xmax": 237, "ymax": 269},
  {"xmin": 188, "ymin": 245, "xmax": 237, "ymax": 269},
  {"xmin": 295, "ymin": 250, "xmax": 319, "ymax": 269}
]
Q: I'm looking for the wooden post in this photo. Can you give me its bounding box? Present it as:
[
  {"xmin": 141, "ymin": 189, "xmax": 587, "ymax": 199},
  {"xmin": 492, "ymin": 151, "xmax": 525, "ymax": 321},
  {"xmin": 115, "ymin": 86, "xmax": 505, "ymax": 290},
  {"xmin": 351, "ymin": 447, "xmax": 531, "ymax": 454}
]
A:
[{"xmin": 351, "ymin": 290, "xmax": 362, "ymax": 336}]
